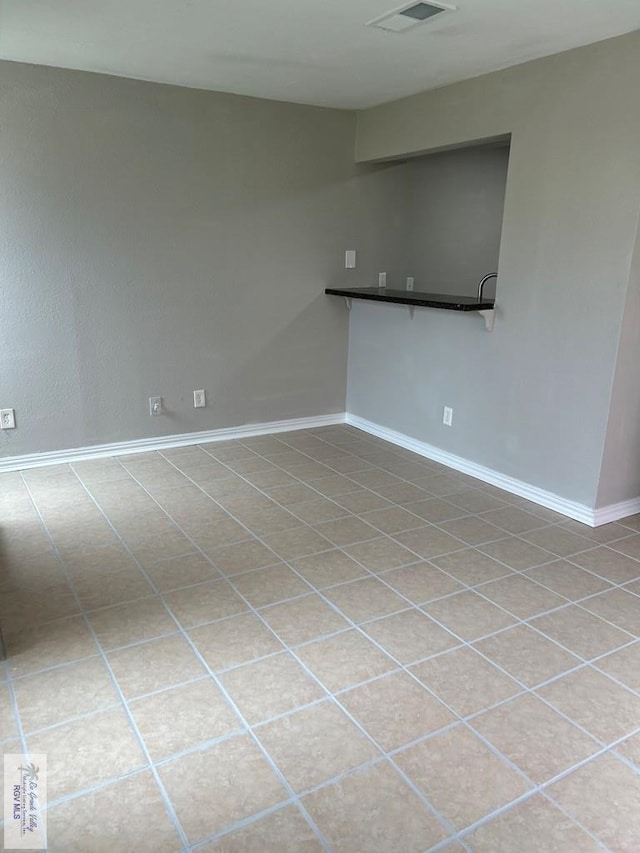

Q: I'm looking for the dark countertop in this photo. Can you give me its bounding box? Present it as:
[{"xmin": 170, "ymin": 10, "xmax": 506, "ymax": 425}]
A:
[{"xmin": 325, "ymin": 286, "xmax": 494, "ymax": 312}]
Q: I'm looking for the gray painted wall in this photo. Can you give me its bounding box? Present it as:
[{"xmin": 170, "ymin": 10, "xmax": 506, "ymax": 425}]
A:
[
  {"xmin": 404, "ymin": 146, "xmax": 510, "ymax": 299},
  {"xmin": 351, "ymin": 31, "xmax": 640, "ymax": 507},
  {"xmin": 596, "ymin": 209, "xmax": 640, "ymax": 507},
  {"xmin": 0, "ymin": 61, "xmax": 405, "ymax": 458}
]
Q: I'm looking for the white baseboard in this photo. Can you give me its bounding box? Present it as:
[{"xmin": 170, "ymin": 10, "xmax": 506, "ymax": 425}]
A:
[
  {"xmin": 592, "ymin": 498, "xmax": 640, "ymax": 527},
  {"xmin": 3, "ymin": 408, "xmax": 637, "ymax": 528},
  {"xmin": 346, "ymin": 414, "xmax": 617, "ymax": 528},
  {"xmin": 0, "ymin": 412, "xmax": 347, "ymax": 473}
]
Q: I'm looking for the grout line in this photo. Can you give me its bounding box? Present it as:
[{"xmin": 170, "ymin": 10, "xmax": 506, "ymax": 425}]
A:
[
  {"xmin": 4, "ymin": 426, "xmax": 640, "ymax": 850},
  {"xmin": 15, "ymin": 473, "xmax": 192, "ymax": 851}
]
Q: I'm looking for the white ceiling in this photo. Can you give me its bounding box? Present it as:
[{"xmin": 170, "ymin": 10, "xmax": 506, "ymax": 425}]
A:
[{"xmin": 1, "ymin": 0, "xmax": 639, "ymax": 109}]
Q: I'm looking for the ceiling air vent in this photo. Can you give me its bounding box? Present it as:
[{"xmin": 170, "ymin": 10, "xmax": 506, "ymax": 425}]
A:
[{"xmin": 367, "ymin": 2, "xmax": 455, "ymax": 33}]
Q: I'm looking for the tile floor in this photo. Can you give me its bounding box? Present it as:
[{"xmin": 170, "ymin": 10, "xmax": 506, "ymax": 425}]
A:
[{"xmin": 1, "ymin": 424, "xmax": 639, "ymax": 851}]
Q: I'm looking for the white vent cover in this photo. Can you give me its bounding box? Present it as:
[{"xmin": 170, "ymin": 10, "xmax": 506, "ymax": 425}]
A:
[{"xmin": 367, "ymin": 2, "xmax": 456, "ymax": 33}]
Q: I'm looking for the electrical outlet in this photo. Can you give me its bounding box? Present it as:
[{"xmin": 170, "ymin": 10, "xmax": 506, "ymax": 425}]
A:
[
  {"xmin": 194, "ymin": 389, "xmax": 206, "ymax": 408},
  {"xmin": 406, "ymin": 276, "xmax": 414, "ymax": 291},
  {"xmin": 149, "ymin": 396, "xmax": 162, "ymax": 416},
  {"xmin": 345, "ymin": 250, "xmax": 356, "ymax": 269},
  {"xmin": 0, "ymin": 408, "xmax": 16, "ymax": 429},
  {"xmin": 378, "ymin": 272, "xmax": 387, "ymax": 288},
  {"xmin": 443, "ymin": 406, "xmax": 453, "ymax": 427}
]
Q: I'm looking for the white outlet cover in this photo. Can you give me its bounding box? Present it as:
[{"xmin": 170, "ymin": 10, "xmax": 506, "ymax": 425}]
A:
[
  {"xmin": 345, "ymin": 249, "xmax": 356, "ymax": 269},
  {"xmin": 0, "ymin": 408, "xmax": 16, "ymax": 429},
  {"xmin": 194, "ymin": 390, "xmax": 206, "ymax": 408}
]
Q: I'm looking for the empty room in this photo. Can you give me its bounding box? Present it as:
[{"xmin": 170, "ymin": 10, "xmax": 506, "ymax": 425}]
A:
[{"xmin": 2, "ymin": 1, "xmax": 640, "ymax": 851}]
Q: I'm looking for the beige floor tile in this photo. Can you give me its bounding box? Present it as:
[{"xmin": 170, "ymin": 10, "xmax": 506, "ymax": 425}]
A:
[
  {"xmin": 411, "ymin": 647, "xmax": 521, "ymax": 717},
  {"xmin": 471, "ymin": 694, "xmax": 599, "ymax": 783},
  {"xmin": 579, "ymin": 588, "xmax": 640, "ymax": 634},
  {"xmin": 220, "ymin": 653, "xmax": 325, "ymax": 724},
  {"xmin": 403, "ymin": 497, "xmax": 465, "ymax": 523},
  {"xmin": 548, "ymin": 754, "xmax": 640, "ymax": 851},
  {"xmin": 393, "ymin": 526, "xmax": 464, "ymax": 559},
  {"xmin": 340, "ymin": 671, "xmax": 455, "ymax": 750},
  {"xmin": 374, "ymin": 482, "xmax": 431, "ymax": 505},
  {"xmin": 479, "ymin": 575, "xmax": 566, "ymax": 619},
  {"xmin": 616, "ymin": 732, "xmax": 640, "ymax": 767},
  {"xmin": 242, "ymin": 506, "xmax": 303, "ymax": 536},
  {"xmin": 521, "ymin": 527, "xmax": 593, "ymax": 557},
  {"xmin": 259, "ymin": 594, "xmax": 349, "ymax": 645},
  {"xmin": 0, "ymin": 552, "xmax": 67, "ymax": 595},
  {"xmin": 130, "ymin": 678, "xmax": 241, "ymax": 760},
  {"xmin": 610, "ymin": 532, "xmax": 640, "ymax": 561},
  {"xmin": 465, "ymin": 794, "xmax": 601, "ymax": 852},
  {"xmin": 163, "ymin": 579, "xmax": 248, "ymax": 628},
  {"xmin": 200, "ymin": 805, "xmax": 323, "ymax": 852},
  {"xmin": 619, "ymin": 512, "xmax": 640, "ymax": 531},
  {"xmin": 446, "ymin": 489, "xmax": 506, "ymax": 514},
  {"xmin": 381, "ymin": 562, "xmax": 463, "ymax": 604},
  {"xmin": 14, "ymin": 657, "xmax": 119, "ymax": 732},
  {"xmin": 126, "ymin": 529, "xmax": 196, "ymax": 564},
  {"xmin": 396, "ymin": 725, "xmax": 531, "ymax": 830},
  {"xmin": 479, "ymin": 506, "xmax": 549, "ymax": 534},
  {"xmin": 0, "ymin": 684, "xmax": 18, "ymax": 742},
  {"xmin": 530, "ymin": 605, "xmax": 633, "ymax": 659},
  {"xmin": 291, "ymin": 550, "xmax": 368, "ymax": 588},
  {"xmin": 260, "ymin": 526, "xmax": 332, "ymax": 560},
  {"xmin": 143, "ymin": 552, "xmax": 220, "ymax": 592},
  {"xmin": 323, "ymin": 578, "xmax": 408, "ymax": 623},
  {"xmin": 27, "ymin": 707, "xmax": 147, "ymax": 801},
  {"xmin": 570, "ymin": 546, "xmax": 640, "ymax": 584},
  {"xmin": 358, "ymin": 506, "xmax": 424, "ymax": 535},
  {"xmin": 594, "ymin": 640, "xmax": 640, "ymax": 691},
  {"xmin": 559, "ymin": 519, "xmax": 633, "ymax": 544},
  {"xmin": 524, "ymin": 560, "xmax": 612, "ymax": 599},
  {"xmin": 303, "ymin": 761, "xmax": 447, "ymax": 852},
  {"xmin": 334, "ymin": 489, "xmax": 393, "ymax": 514},
  {"xmin": 313, "ymin": 517, "xmax": 380, "ymax": 547},
  {"xmin": 191, "ymin": 518, "xmax": 249, "ymax": 552},
  {"xmin": 50, "ymin": 523, "xmax": 122, "ymax": 557},
  {"xmin": 189, "ymin": 613, "xmax": 284, "ymax": 671},
  {"xmin": 158, "ymin": 735, "xmax": 287, "ymax": 844},
  {"xmin": 438, "ymin": 515, "xmax": 505, "ymax": 546},
  {"xmin": 2, "ymin": 614, "xmax": 98, "ymax": 676},
  {"xmin": 537, "ymin": 666, "xmax": 640, "ymax": 742},
  {"xmin": 266, "ymin": 482, "xmax": 325, "ymax": 506},
  {"xmin": 475, "ymin": 625, "xmax": 581, "ymax": 687},
  {"xmin": 344, "ymin": 537, "xmax": 419, "ymax": 572},
  {"xmin": 209, "ymin": 539, "xmax": 280, "ymax": 576},
  {"xmin": 309, "ymin": 474, "xmax": 362, "ymax": 499},
  {"xmin": 0, "ymin": 568, "xmax": 77, "ymax": 618},
  {"xmin": 73, "ymin": 566, "xmax": 155, "ymax": 611},
  {"xmin": 364, "ymin": 609, "xmax": 459, "ymax": 664},
  {"xmin": 295, "ymin": 630, "xmax": 396, "ymax": 691},
  {"xmin": 231, "ymin": 565, "xmax": 311, "ymax": 608},
  {"xmin": 108, "ymin": 634, "xmax": 205, "ymax": 698},
  {"xmin": 46, "ymin": 771, "xmax": 182, "ymax": 853},
  {"xmin": 432, "ymin": 548, "xmax": 513, "ymax": 585},
  {"xmin": 255, "ymin": 701, "xmax": 377, "ymax": 792},
  {"xmin": 88, "ymin": 596, "xmax": 177, "ymax": 649},
  {"xmin": 423, "ymin": 590, "xmax": 516, "ymax": 642},
  {"xmin": 480, "ymin": 537, "xmax": 554, "ymax": 570},
  {"xmin": 291, "ymin": 499, "xmax": 351, "ymax": 525},
  {"xmin": 62, "ymin": 543, "xmax": 138, "ymax": 575}
]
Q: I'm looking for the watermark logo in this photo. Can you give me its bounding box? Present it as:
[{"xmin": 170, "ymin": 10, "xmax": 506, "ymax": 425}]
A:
[{"xmin": 3, "ymin": 754, "xmax": 47, "ymax": 850}]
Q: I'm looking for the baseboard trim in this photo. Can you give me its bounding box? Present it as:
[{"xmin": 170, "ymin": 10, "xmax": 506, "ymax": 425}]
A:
[
  {"xmin": 346, "ymin": 413, "xmax": 604, "ymax": 527},
  {"xmin": 592, "ymin": 498, "xmax": 640, "ymax": 527},
  {"xmin": 0, "ymin": 412, "xmax": 347, "ymax": 473}
]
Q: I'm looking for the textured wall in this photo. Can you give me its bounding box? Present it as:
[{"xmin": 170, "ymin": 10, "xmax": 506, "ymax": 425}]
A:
[
  {"xmin": 0, "ymin": 61, "xmax": 407, "ymax": 457},
  {"xmin": 351, "ymin": 32, "xmax": 640, "ymax": 506}
]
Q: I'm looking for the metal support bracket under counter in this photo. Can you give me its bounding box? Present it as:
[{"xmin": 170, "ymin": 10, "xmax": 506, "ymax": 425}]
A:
[{"xmin": 325, "ymin": 286, "xmax": 496, "ymax": 331}]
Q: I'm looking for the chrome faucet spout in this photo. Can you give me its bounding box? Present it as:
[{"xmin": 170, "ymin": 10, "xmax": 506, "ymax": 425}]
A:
[{"xmin": 477, "ymin": 272, "xmax": 498, "ymax": 302}]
